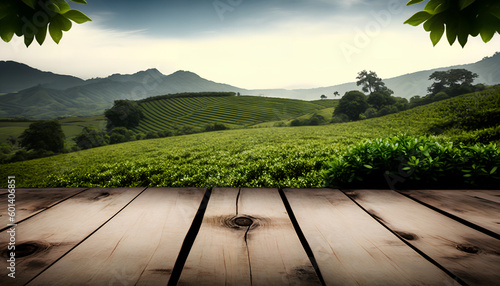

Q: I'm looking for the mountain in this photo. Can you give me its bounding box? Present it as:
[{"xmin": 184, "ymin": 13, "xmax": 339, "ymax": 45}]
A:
[
  {"xmin": 0, "ymin": 61, "xmax": 85, "ymax": 93},
  {"xmin": 1, "ymin": 52, "xmax": 499, "ymax": 118},
  {"xmin": 243, "ymin": 52, "xmax": 500, "ymax": 100},
  {"xmin": 0, "ymin": 66, "xmax": 246, "ymax": 118}
]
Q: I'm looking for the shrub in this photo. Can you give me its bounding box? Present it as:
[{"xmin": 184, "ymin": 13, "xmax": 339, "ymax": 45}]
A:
[
  {"xmin": 331, "ymin": 113, "xmax": 349, "ymax": 123},
  {"xmin": 323, "ymin": 134, "xmax": 500, "ymax": 189},
  {"xmin": 205, "ymin": 123, "xmax": 228, "ymax": 132}
]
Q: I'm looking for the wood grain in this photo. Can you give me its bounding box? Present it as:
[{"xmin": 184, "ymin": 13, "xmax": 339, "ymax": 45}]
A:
[
  {"xmin": 29, "ymin": 187, "xmax": 206, "ymax": 286},
  {"xmin": 178, "ymin": 187, "xmax": 321, "ymax": 285},
  {"xmin": 284, "ymin": 188, "xmax": 455, "ymax": 286},
  {"xmin": 0, "ymin": 188, "xmax": 87, "ymax": 227},
  {"xmin": 0, "ymin": 187, "xmax": 145, "ymax": 286},
  {"xmin": 348, "ymin": 189, "xmax": 500, "ymax": 286},
  {"xmin": 400, "ymin": 189, "xmax": 500, "ymax": 236}
]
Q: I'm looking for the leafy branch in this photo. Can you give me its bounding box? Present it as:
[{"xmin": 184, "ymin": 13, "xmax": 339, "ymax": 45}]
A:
[
  {"xmin": 404, "ymin": 0, "xmax": 500, "ymax": 47},
  {"xmin": 0, "ymin": 0, "xmax": 91, "ymax": 47}
]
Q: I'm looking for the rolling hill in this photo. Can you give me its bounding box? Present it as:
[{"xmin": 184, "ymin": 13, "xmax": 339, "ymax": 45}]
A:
[
  {"xmin": 134, "ymin": 95, "xmax": 332, "ymax": 133},
  {"xmin": 1, "ymin": 52, "xmax": 499, "ymax": 119},
  {"xmin": 1, "ymin": 85, "xmax": 498, "ymax": 188}
]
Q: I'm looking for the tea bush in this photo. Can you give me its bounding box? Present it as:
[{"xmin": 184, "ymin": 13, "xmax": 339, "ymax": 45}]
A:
[{"xmin": 323, "ymin": 134, "xmax": 500, "ymax": 189}]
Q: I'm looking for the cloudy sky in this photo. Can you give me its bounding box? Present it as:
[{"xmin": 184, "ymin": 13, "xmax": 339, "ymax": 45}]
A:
[{"xmin": 1, "ymin": 0, "xmax": 499, "ymax": 89}]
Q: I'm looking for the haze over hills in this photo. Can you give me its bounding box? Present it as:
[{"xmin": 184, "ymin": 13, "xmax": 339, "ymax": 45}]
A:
[
  {"xmin": 0, "ymin": 61, "xmax": 84, "ymax": 93},
  {"xmin": 0, "ymin": 52, "xmax": 499, "ymax": 118}
]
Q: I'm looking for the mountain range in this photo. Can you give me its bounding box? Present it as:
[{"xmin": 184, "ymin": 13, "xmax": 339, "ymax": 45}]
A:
[{"xmin": 1, "ymin": 52, "xmax": 499, "ymax": 119}]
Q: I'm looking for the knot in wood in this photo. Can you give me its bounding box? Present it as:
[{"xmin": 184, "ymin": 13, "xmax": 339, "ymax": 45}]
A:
[
  {"xmin": 456, "ymin": 244, "xmax": 479, "ymax": 254},
  {"xmin": 234, "ymin": 217, "xmax": 253, "ymax": 227}
]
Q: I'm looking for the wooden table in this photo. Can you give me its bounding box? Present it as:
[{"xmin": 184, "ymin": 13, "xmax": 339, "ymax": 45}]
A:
[{"xmin": 0, "ymin": 188, "xmax": 499, "ymax": 285}]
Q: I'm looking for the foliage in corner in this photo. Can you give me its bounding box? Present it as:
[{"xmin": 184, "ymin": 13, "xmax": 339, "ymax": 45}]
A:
[
  {"xmin": 404, "ymin": 0, "xmax": 500, "ymax": 47},
  {"xmin": 0, "ymin": 0, "xmax": 91, "ymax": 47},
  {"xmin": 323, "ymin": 134, "xmax": 500, "ymax": 190}
]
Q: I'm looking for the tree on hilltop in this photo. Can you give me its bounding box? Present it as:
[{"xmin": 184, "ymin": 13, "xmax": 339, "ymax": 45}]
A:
[
  {"xmin": 356, "ymin": 70, "xmax": 393, "ymax": 95},
  {"xmin": 427, "ymin": 69, "xmax": 478, "ymax": 96}
]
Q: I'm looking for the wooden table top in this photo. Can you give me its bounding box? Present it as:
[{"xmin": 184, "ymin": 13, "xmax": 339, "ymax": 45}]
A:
[{"xmin": 0, "ymin": 188, "xmax": 499, "ymax": 285}]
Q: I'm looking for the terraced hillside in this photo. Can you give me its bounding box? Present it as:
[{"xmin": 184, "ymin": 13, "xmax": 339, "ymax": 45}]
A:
[
  {"xmin": 134, "ymin": 95, "xmax": 327, "ymax": 132},
  {"xmin": 1, "ymin": 86, "xmax": 499, "ymax": 188}
]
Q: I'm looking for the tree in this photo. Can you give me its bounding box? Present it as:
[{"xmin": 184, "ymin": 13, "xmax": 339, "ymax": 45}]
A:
[
  {"xmin": 0, "ymin": 0, "xmax": 91, "ymax": 47},
  {"xmin": 404, "ymin": 0, "xmax": 500, "ymax": 47},
  {"xmin": 320, "ymin": 94, "xmax": 327, "ymax": 100},
  {"xmin": 105, "ymin": 100, "xmax": 144, "ymax": 130},
  {"xmin": 109, "ymin": 127, "xmax": 136, "ymax": 144},
  {"xmin": 333, "ymin": 91, "xmax": 340, "ymax": 97},
  {"xmin": 427, "ymin": 69, "xmax": 478, "ymax": 96},
  {"xmin": 367, "ymin": 92, "xmax": 396, "ymax": 109},
  {"xmin": 356, "ymin": 70, "xmax": 393, "ymax": 95},
  {"xmin": 334, "ymin": 91, "xmax": 369, "ymax": 121},
  {"xmin": 73, "ymin": 127, "xmax": 109, "ymax": 150},
  {"xmin": 19, "ymin": 120, "xmax": 65, "ymax": 153}
]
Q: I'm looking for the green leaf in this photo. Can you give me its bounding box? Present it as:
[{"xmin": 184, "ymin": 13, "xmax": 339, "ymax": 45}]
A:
[
  {"xmin": 49, "ymin": 22, "xmax": 63, "ymax": 44},
  {"xmin": 52, "ymin": 0, "xmax": 72, "ymax": 14},
  {"xmin": 491, "ymin": 166, "xmax": 498, "ymax": 175},
  {"xmin": 47, "ymin": 3, "xmax": 61, "ymax": 13},
  {"xmin": 480, "ymin": 25, "xmax": 496, "ymax": 43},
  {"xmin": 24, "ymin": 33, "xmax": 34, "ymax": 47},
  {"xmin": 0, "ymin": 16, "xmax": 17, "ymax": 43},
  {"xmin": 21, "ymin": 0, "xmax": 37, "ymax": 9},
  {"xmin": 446, "ymin": 20, "xmax": 458, "ymax": 45},
  {"xmin": 457, "ymin": 22, "xmax": 469, "ymax": 47},
  {"xmin": 424, "ymin": 0, "xmax": 446, "ymax": 14},
  {"xmin": 63, "ymin": 10, "xmax": 92, "ymax": 24},
  {"xmin": 406, "ymin": 0, "xmax": 424, "ymax": 5},
  {"xmin": 71, "ymin": 0, "xmax": 88, "ymax": 4},
  {"xmin": 459, "ymin": 0, "xmax": 475, "ymax": 10},
  {"xmin": 404, "ymin": 11, "xmax": 432, "ymax": 26},
  {"xmin": 430, "ymin": 21, "xmax": 445, "ymax": 46},
  {"xmin": 35, "ymin": 25, "xmax": 48, "ymax": 45},
  {"xmin": 52, "ymin": 14, "xmax": 72, "ymax": 31},
  {"xmin": 363, "ymin": 164, "xmax": 373, "ymax": 169}
]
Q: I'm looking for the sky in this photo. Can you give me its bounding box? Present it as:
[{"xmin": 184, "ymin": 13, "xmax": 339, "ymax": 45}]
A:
[{"xmin": 1, "ymin": 0, "xmax": 499, "ymax": 89}]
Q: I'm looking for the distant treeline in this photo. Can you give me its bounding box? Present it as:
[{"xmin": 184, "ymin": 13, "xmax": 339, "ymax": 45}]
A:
[
  {"xmin": 138, "ymin": 92, "xmax": 236, "ymax": 103},
  {"xmin": 0, "ymin": 118, "xmax": 35, "ymax": 122}
]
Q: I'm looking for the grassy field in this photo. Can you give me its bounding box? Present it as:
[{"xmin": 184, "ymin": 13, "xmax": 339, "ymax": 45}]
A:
[
  {"xmin": 1, "ymin": 87, "xmax": 498, "ymax": 188},
  {"xmin": 0, "ymin": 116, "xmax": 106, "ymax": 147},
  {"xmin": 134, "ymin": 95, "xmax": 331, "ymax": 132}
]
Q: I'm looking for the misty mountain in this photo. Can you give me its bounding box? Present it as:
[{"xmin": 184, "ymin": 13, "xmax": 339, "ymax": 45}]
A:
[
  {"xmin": 0, "ymin": 52, "xmax": 499, "ymax": 118},
  {"xmin": 0, "ymin": 61, "xmax": 84, "ymax": 93},
  {"xmin": 246, "ymin": 52, "xmax": 500, "ymax": 100}
]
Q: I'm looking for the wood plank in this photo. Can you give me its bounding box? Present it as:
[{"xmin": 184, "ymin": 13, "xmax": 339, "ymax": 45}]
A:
[
  {"xmin": 400, "ymin": 190, "xmax": 500, "ymax": 236},
  {"xmin": 0, "ymin": 187, "xmax": 145, "ymax": 286},
  {"xmin": 0, "ymin": 188, "xmax": 87, "ymax": 227},
  {"xmin": 29, "ymin": 187, "xmax": 206, "ymax": 286},
  {"xmin": 348, "ymin": 189, "xmax": 500, "ymax": 286},
  {"xmin": 283, "ymin": 188, "xmax": 455, "ymax": 286},
  {"xmin": 178, "ymin": 187, "xmax": 321, "ymax": 285},
  {"xmin": 0, "ymin": 189, "xmax": 8, "ymax": 195}
]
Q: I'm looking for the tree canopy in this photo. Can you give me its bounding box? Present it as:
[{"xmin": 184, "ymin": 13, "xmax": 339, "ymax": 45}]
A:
[
  {"xmin": 427, "ymin": 68, "xmax": 478, "ymax": 96},
  {"xmin": 19, "ymin": 120, "xmax": 65, "ymax": 153},
  {"xmin": 0, "ymin": 0, "xmax": 91, "ymax": 47},
  {"xmin": 334, "ymin": 90, "xmax": 368, "ymax": 121},
  {"xmin": 405, "ymin": 0, "xmax": 500, "ymax": 47},
  {"xmin": 105, "ymin": 100, "xmax": 144, "ymax": 130},
  {"xmin": 356, "ymin": 70, "xmax": 393, "ymax": 95}
]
